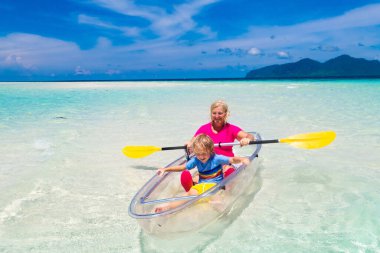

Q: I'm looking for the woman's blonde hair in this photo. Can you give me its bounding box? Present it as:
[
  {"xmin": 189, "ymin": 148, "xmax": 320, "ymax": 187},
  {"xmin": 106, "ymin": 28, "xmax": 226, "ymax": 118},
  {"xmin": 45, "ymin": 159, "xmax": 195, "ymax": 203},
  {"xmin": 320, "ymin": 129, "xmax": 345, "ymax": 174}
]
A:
[
  {"xmin": 192, "ymin": 134, "xmax": 214, "ymax": 154},
  {"xmin": 210, "ymin": 100, "xmax": 230, "ymax": 122}
]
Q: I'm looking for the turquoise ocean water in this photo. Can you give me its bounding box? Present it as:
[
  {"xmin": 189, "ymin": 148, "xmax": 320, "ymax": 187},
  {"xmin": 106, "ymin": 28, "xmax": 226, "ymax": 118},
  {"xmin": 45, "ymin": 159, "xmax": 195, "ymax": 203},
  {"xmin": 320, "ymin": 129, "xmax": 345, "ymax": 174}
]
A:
[{"xmin": 0, "ymin": 80, "xmax": 379, "ymax": 252}]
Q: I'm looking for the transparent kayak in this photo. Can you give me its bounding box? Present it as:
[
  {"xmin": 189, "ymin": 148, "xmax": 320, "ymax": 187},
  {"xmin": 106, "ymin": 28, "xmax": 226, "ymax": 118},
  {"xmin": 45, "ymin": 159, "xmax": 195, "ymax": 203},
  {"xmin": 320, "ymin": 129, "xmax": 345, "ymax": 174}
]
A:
[{"xmin": 129, "ymin": 132, "xmax": 262, "ymax": 236}]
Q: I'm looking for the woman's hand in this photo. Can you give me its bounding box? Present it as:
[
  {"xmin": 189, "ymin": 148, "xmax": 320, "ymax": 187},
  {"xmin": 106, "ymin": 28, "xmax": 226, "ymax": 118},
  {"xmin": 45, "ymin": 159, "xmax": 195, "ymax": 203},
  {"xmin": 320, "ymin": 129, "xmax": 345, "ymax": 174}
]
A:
[
  {"xmin": 185, "ymin": 141, "xmax": 194, "ymax": 154},
  {"xmin": 239, "ymin": 137, "xmax": 251, "ymax": 146}
]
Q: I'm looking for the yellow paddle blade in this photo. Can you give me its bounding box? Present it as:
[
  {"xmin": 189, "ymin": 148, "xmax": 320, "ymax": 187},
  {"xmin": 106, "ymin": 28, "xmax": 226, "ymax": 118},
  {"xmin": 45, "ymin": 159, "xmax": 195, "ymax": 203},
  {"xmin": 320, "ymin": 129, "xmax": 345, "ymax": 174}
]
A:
[
  {"xmin": 122, "ymin": 146, "xmax": 162, "ymax": 158},
  {"xmin": 279, "ymin": 131, "xmax": 336, "ymax": 149}
]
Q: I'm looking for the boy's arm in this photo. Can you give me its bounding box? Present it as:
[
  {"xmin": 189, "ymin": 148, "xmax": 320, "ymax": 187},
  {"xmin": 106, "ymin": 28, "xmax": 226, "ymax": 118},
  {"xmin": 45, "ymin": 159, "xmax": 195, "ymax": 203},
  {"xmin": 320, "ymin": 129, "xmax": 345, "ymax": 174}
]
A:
[
  {"xmin": 229, "ymin": 156, "xmax": 250, "ymax": 165},
  {"xmin": 157, "ymin": 164, "xmax": 186, "ymax": 176}
]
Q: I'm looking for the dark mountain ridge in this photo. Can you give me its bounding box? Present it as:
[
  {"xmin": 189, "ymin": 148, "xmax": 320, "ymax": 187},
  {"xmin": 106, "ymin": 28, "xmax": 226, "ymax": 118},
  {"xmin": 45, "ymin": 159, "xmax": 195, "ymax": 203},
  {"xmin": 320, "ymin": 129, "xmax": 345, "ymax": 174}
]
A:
[{"xmin": 246, "ymin": 55, "xmax": 380, "ymax": 79}]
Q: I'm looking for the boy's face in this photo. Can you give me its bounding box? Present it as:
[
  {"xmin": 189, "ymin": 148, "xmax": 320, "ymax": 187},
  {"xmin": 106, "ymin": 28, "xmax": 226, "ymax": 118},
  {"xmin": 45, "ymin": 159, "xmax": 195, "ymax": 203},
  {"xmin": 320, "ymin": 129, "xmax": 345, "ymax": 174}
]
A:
[{"xmin": 194, "ymin": 149, "xmax": 211, "ymax": 163}]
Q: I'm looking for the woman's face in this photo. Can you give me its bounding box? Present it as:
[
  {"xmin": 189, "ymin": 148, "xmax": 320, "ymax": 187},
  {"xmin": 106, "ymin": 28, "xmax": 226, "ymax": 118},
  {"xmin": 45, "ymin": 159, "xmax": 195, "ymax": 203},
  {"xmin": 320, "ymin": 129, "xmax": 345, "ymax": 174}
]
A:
[{"xmin": 211, "ymin": 106, "xmax": 227, "ymax": 126}]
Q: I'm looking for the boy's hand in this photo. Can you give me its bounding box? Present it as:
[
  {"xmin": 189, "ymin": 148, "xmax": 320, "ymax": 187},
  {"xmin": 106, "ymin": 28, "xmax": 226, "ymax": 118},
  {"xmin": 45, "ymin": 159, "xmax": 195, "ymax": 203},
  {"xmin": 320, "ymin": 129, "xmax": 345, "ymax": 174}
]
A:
[
  {"xmin": 157, "ymin": 168, "xmax": 166, "ymax": 176},
  {"xmin": 242, "ymin": 158, "xmax": 250, "ymax": 165}
]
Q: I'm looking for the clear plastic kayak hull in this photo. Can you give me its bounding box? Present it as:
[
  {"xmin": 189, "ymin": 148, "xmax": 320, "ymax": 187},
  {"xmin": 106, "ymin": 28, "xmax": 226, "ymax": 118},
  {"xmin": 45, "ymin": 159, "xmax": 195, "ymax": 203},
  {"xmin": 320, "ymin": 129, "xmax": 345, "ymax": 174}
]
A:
[{"xmin": 129, "ymin": 132, "xmax": 262, "ymax": 236}]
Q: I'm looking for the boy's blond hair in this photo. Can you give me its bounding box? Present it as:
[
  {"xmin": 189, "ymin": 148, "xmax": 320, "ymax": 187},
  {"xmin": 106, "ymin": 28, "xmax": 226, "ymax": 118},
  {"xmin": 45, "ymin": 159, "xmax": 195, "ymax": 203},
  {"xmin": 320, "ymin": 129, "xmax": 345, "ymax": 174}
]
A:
[{"xmin": 192, "ymin": 134, "xmax": 214, "ymax": 154}]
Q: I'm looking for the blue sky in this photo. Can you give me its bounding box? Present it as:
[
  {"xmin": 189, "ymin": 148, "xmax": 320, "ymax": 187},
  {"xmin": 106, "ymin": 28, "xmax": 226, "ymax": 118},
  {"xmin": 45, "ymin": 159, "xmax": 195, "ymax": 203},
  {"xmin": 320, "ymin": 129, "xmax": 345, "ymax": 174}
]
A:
[{"xmin": 1, "ymin": 0, "xmax": 380, "ymax": 80}]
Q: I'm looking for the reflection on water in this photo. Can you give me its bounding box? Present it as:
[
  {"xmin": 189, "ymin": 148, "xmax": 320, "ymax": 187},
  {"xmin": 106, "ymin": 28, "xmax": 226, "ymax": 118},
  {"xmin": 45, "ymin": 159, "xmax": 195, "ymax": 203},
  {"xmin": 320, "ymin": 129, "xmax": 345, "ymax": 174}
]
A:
[{"xmin": 132, "ymin": 165, "xmax": 158, "ymax": 171}]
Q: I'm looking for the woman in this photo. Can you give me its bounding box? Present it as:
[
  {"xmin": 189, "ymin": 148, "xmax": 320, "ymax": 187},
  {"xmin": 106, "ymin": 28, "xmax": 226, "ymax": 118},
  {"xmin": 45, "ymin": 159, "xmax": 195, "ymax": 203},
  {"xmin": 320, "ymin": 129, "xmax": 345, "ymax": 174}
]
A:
[
  {"xmin": 187, "ymin": 100, "xmax": 254, "ymax": 156},
  {"xmin": 181, "ymin": 100, "xmax": 254, "ymax": 190}
]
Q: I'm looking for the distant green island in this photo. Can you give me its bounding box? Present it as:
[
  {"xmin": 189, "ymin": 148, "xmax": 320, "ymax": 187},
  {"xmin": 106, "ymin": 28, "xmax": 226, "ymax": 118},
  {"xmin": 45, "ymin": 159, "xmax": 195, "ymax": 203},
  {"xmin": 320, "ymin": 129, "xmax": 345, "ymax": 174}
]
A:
[{"xmin": 245, "ymin": 55, "xmax": 380, "ymax": 79}]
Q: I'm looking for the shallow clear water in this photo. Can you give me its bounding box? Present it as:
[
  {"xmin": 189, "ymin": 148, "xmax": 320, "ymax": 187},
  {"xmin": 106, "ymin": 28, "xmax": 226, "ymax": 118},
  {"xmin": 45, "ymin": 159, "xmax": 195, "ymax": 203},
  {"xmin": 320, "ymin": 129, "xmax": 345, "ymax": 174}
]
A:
[{"xmin": 0, "ymin": 80, "xmax": 379, "ymax": 252}]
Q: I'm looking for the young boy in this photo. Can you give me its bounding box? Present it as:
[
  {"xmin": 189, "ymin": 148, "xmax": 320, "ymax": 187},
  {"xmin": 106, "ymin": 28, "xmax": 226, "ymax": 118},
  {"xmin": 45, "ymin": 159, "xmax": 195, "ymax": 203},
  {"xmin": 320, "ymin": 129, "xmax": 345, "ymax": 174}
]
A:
[{"xmin": 155, "ymin": 134, "xmax": 249, "ymax": 213}]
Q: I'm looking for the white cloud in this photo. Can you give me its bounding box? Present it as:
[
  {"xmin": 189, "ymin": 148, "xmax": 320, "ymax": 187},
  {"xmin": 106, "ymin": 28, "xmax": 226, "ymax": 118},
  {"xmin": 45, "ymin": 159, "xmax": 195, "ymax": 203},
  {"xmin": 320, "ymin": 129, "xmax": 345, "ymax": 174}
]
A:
[
  {"xmin": 95, "ymin": 37, "xmax": 113, "ymax": 49},
  {"xmin": 78, "ymin": 14, "xmax": 141, "ymax": 38},
  {"xmin": 248, "ymin": 47, "xmax": 262, "ymax": 56},
  {"xmin": 0, "ymin": 33, "xmax": 81, "ymax": 70},
  {"xmin": 5, "ymin": 54, "xmax": 23, "ymax": 66},
  {"xmin": 84, "ymin": 0, "xmax": 220, "ymax": 40},
  {"xmin": 297, "ymin": 4, "xmax": 380, "ymax": 32},
  {"xmin": 152, "ymin": 0, "xmax": 219, "ymax": 39},
  {"xmin": 310, "ymin": 45, "xmax": 340, "ymax": 52},
  {"xmin": 106, "ymin": 69, "xmax": 121, "ymax": 75},
  {"xmin": 276, "ymin": 51, "xmax": 290, "ymax": 59},
  {"xmin": 197, "ymin": 26, "xmax": 217, "ymax": 40},
  {"xmin": 88, "ymin": 0, "xmax": 163, "ymax": 20},
  {"xmin": 0, "ymin": 31, "xmax": 206, "ymax": 74},
  {"xmin": 75, "ymin": 66, "xmax": 91, "ymax": 75}
]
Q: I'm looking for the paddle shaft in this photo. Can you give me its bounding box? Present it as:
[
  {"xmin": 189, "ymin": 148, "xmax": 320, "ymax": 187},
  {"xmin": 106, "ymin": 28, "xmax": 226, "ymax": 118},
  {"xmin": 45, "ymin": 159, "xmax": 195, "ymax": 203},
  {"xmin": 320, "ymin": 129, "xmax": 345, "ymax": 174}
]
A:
[
  {"xmin": 160, "ymin": 139, "xmax": 279, "ymax": 151},
  {"xmin": 162, "ymin": 146, "xmax": 186, "ymax": 151},
  {"xmin": 250, "ymin": 139, "xmax": 279, "ymax": 145},
  {"xmin": 218, "ymin": 139, "xmax": 279, "ymax": 146}
]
